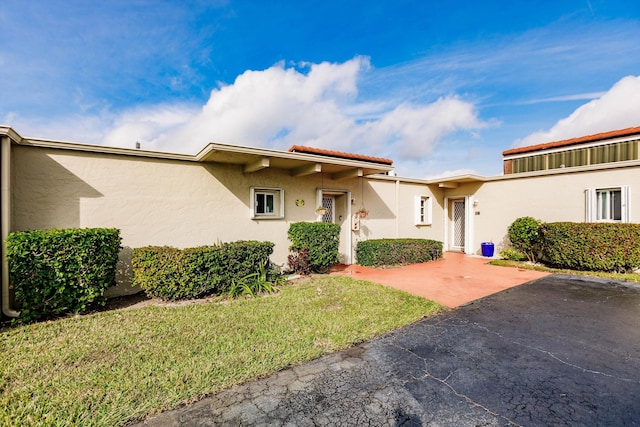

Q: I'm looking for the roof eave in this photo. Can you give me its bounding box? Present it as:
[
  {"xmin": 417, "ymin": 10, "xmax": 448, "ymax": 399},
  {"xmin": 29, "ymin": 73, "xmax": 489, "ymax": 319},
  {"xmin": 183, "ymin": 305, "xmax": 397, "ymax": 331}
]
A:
[
  {"xmin": 2, "ymin": 126, "xmax": 393, "ymax": 175},
  {"xmin": 0, "ymin": 126, "xmax": 24, "ymax": 143},
  {"xmin": 197, "ymin": 142, "xmax": 394, "ymax": 175},
  {"xmin": 503, "ymin": 125, "xmax": 640, "ymax": 157}
]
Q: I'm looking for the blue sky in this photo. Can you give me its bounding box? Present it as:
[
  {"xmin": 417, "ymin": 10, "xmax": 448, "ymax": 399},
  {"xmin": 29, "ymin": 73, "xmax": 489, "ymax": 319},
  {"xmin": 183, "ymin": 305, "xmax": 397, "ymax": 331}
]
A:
[{"xmin": 2, "ymin": 1, "xmax": 640, "ymax": 177}]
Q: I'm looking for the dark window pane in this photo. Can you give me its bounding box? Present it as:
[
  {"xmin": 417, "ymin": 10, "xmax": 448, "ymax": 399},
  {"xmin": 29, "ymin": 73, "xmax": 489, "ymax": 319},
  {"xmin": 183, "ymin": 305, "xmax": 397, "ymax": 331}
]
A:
[
  {"xmin": 611, "ymin": 190, "xmax": 622, "ymax": 221},
  {"xmin": 256, "ymin": 194, "xmax": 265, "ymax": 213}
]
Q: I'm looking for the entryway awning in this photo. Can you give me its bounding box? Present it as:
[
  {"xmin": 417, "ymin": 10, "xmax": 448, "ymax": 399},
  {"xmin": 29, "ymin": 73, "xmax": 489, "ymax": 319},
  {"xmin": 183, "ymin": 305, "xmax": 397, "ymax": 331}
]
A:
[{"xmin": 196, "ymin": 142, "xmax": 394, "ymax": 179}]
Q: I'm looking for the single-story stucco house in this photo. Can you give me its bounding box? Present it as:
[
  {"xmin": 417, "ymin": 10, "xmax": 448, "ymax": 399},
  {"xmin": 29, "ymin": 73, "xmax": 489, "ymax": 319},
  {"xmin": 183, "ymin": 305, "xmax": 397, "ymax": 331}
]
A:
[{"xmin": 1, "ymin": 124, "xmax": 639, "ymax": 317}]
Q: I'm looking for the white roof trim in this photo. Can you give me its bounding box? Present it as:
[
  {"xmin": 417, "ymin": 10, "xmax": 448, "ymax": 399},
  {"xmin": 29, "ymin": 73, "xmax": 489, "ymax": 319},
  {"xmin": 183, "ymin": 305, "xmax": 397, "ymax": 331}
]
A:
[{"xmin": 0, "ymin": 126, "xmax": 394, "ymax": 173}]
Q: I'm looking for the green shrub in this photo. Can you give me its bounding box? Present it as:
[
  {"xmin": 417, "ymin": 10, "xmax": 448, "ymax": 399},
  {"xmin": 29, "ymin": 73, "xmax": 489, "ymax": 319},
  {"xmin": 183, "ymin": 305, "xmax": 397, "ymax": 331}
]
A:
[
  {"xmin": 6, "ymin": 228, "xmax": 121, "ymax": 322},
  {"xmin": 130, "ymin": 246, "xmax": 210, "ymax": 300},
  {"xmin": 507, "ymin": 216, "xmax": 542, "ymax": 262},
  {"xmin": 288, "ymin": 222, "xmax": 340, "ymax": 273},
  {"xmin": 500, "ymin": 249, "xmax": 528, "ymax": 261},
  {"xmin": 540, "ymin": 222, "xmax": 640, "ymax": 272},
  {"xmin": 131, "ymin": 241, "xmax": 276, "ymax": 300},
  {"xmin": 226, "ymin": 262, "xmax": 280, "ymax": 298},
  {"xmin": 356, "ymin": 238, "xmax": 443, "ymax": 267}
]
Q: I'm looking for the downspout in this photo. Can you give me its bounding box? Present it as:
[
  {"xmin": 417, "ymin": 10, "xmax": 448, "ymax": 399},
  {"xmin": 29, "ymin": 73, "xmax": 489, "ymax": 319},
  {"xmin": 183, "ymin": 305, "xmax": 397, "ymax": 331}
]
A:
[{"xmin": 1, "ymin": 136, "xmax": 19, "ymax": 317}]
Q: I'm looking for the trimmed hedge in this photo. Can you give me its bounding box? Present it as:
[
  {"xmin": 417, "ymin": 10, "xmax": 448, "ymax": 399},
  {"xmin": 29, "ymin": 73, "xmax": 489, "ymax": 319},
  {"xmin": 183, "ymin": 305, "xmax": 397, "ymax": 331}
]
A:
[
  {"xmin": 540, "ymin": 222, "xmax": 640, "ymax": 272},
  {"xmin": 6, "ymin": 228, "xmax": 122, "ymax": 322},
  {"xmin": 131, "ymin": 241, "xmax": 275, "ymax": 300},
  {"xmin": 288, "ymin": 222, "xmax": 340, "ymax": 272},
  {"xmin": 507, "ymin": 216, "xmax": 542, "ymax": 262},
  {"xmin": 356, "ymin": 238, "xmax": 443, "ymax": 267}
]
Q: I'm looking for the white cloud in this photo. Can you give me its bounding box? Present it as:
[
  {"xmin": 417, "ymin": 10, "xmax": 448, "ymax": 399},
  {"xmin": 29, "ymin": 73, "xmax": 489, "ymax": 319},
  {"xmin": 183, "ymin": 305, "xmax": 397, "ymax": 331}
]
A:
[
  {"xmin": 373, "ymin": 98, "xmax": 485, "ymax": 160},
  {"xmin": 514, "ymin": 75, "xmax": 640, "ymax": 147},
  {"xmin": 101, "ymin": 57, "xmax": 486, "ymax": 163},
  {"xmin": 102, "ymin": 104, "xmax": 198, "ymax": 149},
  {"xmin": 519, "ymin": 92, "xmax": 606, "ymax": 105},
  {"xmin": 3, "ymin": 111, "xmax": 113, "ymax": 144},
  {"xmin": 422, "ymin": 168, "xmax": 479, "ymax": 181}
]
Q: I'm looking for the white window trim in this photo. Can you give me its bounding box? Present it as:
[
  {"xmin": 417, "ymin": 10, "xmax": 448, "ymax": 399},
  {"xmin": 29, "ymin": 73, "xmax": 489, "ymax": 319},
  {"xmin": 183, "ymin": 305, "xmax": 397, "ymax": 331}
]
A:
[
  {"xmin": 250, "ymin": 187, "xmax": 284, "ymax": 219},
  {"xmin": 585, "ymin": 186, "xmax": 630, "ymax": 223},
  {"xmin": 415, "ymin": 195, "xmax": 432, "ymax": 225}
]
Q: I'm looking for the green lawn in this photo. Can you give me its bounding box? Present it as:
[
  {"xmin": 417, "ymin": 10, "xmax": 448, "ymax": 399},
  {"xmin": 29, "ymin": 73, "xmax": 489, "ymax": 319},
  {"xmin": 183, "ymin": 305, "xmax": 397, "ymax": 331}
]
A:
[
  {"xmin": 0, "ymin": 276, "xmax": 443, "ymax": 426},
  {"xmin": 490, "ymin": 259, "xmax": 640, "ymax": 282}
]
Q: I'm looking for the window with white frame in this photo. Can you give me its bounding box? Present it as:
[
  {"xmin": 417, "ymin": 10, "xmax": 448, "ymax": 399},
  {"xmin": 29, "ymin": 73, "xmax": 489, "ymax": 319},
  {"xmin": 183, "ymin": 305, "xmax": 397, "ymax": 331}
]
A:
[
  {"xmin": 250, "ymin": 187, "xmax": 284, "ymax": 219},
  {"xmin": 415, "ymin": 195, "xmax": 432, "ymax": 225},
  {"xmin": 585, "ymin": 186, "xmax": 630, "ymax": 223},
  {"xmin": 597, "ymin": 189, "xmax": 621, "ymax": 221}
]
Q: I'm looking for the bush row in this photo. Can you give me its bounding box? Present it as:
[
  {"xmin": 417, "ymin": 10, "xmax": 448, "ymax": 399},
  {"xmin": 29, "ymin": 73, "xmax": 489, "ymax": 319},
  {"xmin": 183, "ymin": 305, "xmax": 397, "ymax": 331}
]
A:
[
  {"xmin": 288, "ymin": 222, "xmax": 340, "ymax": 273},
  {"xmin": 356, "ymin": 238, "xmax": 443, "ymax": 267},
  {"xmin": 540, "ymin": 222, "xmax": 640, "ymax": 272},
  {"xmin": 132, "ymin": 241, "xmax": 276, "ymax": 300},
  {"xmin": 6, "ymin": 228, "xmax": 122, "ymax": 322},
  {"xmin": 505, "ymin": 217, "xmax": 640, "ymax": 272}
]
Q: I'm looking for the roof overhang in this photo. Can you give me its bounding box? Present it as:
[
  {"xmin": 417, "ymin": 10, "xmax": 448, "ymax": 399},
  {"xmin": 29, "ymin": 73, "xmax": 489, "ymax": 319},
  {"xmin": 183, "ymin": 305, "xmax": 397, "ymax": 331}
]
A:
[
  {"xmin": 196, "ymin": 142, "xmax": 394, "ymax": 179},
  {"xmin": 0, "ymin": 126, "xmax": 23, "ymax": 143},
  {"xmin": 430, "ymin": 174, "xmax": 487, "ymax": 188},
  {"xmin": 502, "ymin": 125, "xmax": 640, "ymax": 157},
  {"xmin": 0, "ymin": 127, "xmax": 394, "ymax": 178}
]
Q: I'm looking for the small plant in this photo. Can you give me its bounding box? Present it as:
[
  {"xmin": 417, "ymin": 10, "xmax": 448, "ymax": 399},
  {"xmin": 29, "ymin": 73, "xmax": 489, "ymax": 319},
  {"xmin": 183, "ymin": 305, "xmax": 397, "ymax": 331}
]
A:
[
  {"xmin": 507, "ymin": 216, "xmax": 542, "ymax": 262},
  {"xmin": 500, "ymin": 249, "xmax": 528, "ymax": 261},
  {"xmin": 356, "ymin": 207, "xmax": 369, "ymax": 218},
  {"xmin": 287, "ymin": 247, "xmax": 312, "ymax": 275},
  {"xmin": 316, "ymin": 206, "xmax": 328, "ymax": 215},
  {"xmin": 226, "ymin": 275, "xmax": 276, "ymax": 298},
  {"xmin": 226, "ymin": 262, "xmax": 279, "ymax": 298}
]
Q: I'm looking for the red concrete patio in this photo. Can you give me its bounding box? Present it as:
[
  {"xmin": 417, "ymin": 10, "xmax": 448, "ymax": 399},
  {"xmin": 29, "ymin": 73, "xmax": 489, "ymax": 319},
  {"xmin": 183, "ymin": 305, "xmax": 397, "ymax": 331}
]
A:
[{"xmin": 330, "ymin": 252, "xmax": 549, "ymax": 307}]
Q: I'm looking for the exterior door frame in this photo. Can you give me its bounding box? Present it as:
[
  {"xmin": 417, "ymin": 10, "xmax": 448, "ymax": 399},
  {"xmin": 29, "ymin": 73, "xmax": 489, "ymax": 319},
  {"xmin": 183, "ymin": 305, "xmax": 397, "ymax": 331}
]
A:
[
  {"xmin": 443, "ymin": 195, "xmax": 474, "ymax": 254},
  {"xmin": 317, "ymin": 188, "xmax": 352, "ymax": 264}
]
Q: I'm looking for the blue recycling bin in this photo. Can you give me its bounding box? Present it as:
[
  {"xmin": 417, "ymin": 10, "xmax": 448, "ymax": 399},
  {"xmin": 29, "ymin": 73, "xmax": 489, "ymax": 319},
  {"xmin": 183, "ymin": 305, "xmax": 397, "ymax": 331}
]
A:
[{"xmin": 481, "ymin": 242, "xmax": 495, "ymax": 257}]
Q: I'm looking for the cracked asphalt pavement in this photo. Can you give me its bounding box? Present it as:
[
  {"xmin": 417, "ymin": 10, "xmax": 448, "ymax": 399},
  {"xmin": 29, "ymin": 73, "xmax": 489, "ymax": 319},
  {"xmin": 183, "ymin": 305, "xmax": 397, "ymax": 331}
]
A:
[{"xmin": 137, "ymin": 275, "xmax": 640, "ymax": 426}]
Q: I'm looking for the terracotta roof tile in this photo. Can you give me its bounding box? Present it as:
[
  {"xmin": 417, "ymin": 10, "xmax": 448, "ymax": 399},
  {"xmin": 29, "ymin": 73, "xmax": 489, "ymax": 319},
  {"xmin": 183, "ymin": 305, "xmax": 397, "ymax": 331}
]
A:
[
  {"xmin": 503, "ymin": 125, "xmax": 640, "ymax": 156},
  {"xmin": 288, "ymin": 145, "xmax": 393, "ymax": 165}
]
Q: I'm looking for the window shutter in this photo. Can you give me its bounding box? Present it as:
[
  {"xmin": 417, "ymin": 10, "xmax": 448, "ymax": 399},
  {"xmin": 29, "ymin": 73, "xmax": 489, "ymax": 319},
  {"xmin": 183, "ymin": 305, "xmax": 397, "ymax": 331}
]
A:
[
  {"xmin": 621, "ymin": 185, "xmax": 631, "ymax": 223},
  {"xmin": 424, "ymin": 197, "xmax": 432, "ymax": 224},
  {"xmin": 414, "ymin": 196, "xmax": 422, "ymax": 224},
  {"xmin": 585, "ymin": 188, "xmax": 595, "ymax": 222}
]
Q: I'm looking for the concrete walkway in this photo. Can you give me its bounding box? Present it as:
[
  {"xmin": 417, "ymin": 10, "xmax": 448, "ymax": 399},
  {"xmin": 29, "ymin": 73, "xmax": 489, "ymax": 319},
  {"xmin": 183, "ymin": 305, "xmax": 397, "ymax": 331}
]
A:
[{"xmin": 330, "ymin": 251, "xmax": 549, "ymax": 307}]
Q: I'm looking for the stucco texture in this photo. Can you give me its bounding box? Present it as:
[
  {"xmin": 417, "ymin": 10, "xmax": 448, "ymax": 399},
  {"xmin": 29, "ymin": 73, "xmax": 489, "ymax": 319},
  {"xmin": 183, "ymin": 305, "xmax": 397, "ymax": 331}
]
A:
[{"xmin": 12, "ymin": 146, "xmax": 429, "ymax": 295}]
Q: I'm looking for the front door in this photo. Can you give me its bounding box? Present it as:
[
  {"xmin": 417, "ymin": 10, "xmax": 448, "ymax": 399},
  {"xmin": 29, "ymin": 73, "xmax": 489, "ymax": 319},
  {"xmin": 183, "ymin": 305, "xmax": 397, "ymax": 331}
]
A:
[
  {"xmin": 321, "ymin": 196, "xmax": 335, "ymax": 223},
  {"xmin": 452, "ymin": 199, "xmax": 465, "ymax": 251},
  {"xmin": 318, "ymin": 191, "xmax": 352, "ymax": 264}
]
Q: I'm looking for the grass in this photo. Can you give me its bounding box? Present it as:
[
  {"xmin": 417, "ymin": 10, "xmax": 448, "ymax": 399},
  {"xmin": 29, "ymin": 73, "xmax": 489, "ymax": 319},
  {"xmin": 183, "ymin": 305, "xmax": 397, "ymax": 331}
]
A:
[
  {"xmin": 490, "ymin": 259, "xmax": 640, "ymax": 283},
  {"xmin": 0, "ymin": 276, "xmax": 443, "ymax": 426}
]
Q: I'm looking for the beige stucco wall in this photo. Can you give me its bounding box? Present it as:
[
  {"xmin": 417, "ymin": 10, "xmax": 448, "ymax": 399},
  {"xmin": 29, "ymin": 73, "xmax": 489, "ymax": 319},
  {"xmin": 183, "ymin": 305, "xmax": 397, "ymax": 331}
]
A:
[
  {"xmin": 354, "ymin": 177, "xmax": 444, "ymax": 249},
  {"xmin": 10, "ymin": 145, "xmax": 372, "ymax": 296},
  {"xmin": 446, "ymin": 166, "xmax": 640, "ymax": 255},
  {"xmin": 13, "ymin": 142, "xmax": 637, "ymax": 297}
]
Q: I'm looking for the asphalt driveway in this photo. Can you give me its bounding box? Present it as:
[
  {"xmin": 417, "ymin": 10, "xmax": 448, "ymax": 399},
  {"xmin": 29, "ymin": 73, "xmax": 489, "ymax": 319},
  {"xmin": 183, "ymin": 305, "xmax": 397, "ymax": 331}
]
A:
[{"xmin": 139, "ymin": 275, "xmax": 640, "ymax": 426}]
